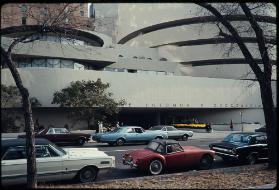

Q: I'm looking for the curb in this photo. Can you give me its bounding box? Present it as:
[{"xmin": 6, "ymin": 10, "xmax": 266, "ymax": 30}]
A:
[{"xmin": 95, "ymin": 163, "xmax": 269, "ymax": 185}]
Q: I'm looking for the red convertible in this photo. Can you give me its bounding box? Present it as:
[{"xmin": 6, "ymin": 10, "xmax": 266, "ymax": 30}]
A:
[
  {"xmin": 18, "ymin": 127, "xmax": 91, "ymax": 146},
  {"xmin": 123, "ymin": 139, "xmax": 215, "ymax": 175}
]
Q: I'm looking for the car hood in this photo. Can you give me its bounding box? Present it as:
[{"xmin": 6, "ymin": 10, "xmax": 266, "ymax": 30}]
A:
[
  {"xmin": 128, "ymin": 149, "xmax": 155, "ymax": 159},
  {"xmin": 210, "ymin": 142, "xmax": 245, "ymax": 149},
  {"xmin": 63, "ymin": 148, "xmax": 109, "ymax": 158}
]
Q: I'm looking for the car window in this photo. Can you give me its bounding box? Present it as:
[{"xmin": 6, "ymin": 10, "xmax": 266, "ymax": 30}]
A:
[
  {"xmin": 223, "ymin": 134, "xmax": 249, "ymax": 143},
  {"xmin": 54, "ymin": 128, "xmax": 63, "ymax": 134},
  {"xmin": 166, "ymin": 126, "xmax": 175, "ymax": 131},
  {"xmin": 172, "ymin": 144, "xmax": 183, "ymax": 152},
  {"xmin": 156, "ymin": 144, "xmax": 165, "ymax": 153},
  {"xmin": 166, "ymin": 145, "xmax": 173, "ymax": 153},
  {"xmin": 146, "ymin": 141, "xmax": 159, "ymax": 151},
  {"xmin": 126, "ymin": 128, "xmax": 135, "ymax": 133},
  {"xmin": 36, "ymin": 146, "xmax": 51, "ymax": 158},
  {"xmin": 46, "ymin": 146, "xmax": 60, "ymax": 157},
  {"xmin": 135, "ymin": 128, "xmax": 143, "ymax": 133},
  {"xmin": 60, "ymin": 128, "xmax": 69, "ymax": 134},
  {"xmin": 255, "ymin": 136, "xmax": 267, "ymax": 144},
  {"xmin": 47, "ymin": 128, "xmax": 54, "ymax": 134},
  {"xmin": 2, "ymin": 146, "xmax": 26, "ymax": 160}
]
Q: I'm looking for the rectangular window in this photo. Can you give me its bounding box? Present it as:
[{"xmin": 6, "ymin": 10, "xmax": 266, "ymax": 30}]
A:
[
  {"xmin": 80, "ymin": 10, "xmax": 84, "ymax": 16},
  {"xmin": 22, "ymin": 17, "xmax": 27, "ymax": 25},
  {"xmin": 32, "ymin": 59, "xmax": 46, "ymax": 67}
]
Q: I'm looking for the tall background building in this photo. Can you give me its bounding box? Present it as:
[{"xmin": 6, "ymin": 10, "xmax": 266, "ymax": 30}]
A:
[{"xmin": 1, "ymin": 3, "xmax": 276, "ymax": 130}]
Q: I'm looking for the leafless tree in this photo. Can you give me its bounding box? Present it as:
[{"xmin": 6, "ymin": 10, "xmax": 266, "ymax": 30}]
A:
[
  {"xmin": 1, "ymin": 3, "xmax": 94, "ymax": 187},
  {"xmin": 195, "ymin": 3, "xmax": 277, "ymax": 169}
]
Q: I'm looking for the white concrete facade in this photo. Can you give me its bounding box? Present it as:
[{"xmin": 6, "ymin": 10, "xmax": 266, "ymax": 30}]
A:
[{"xmin": 1, "ymin": 3, "xmax": 276, "ymax": 129}]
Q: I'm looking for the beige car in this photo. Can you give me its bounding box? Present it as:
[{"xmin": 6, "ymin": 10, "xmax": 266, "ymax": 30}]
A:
[{"xmin": 1, "ymin": 138, "xmax": 115, "ymax": 186}]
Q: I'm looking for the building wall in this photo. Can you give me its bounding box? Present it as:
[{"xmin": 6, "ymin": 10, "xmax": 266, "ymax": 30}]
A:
[
  {"xmin": 1, "ymin": 3, "xmax": 92, "ymax": 30},
  {"xmin": 115, "ymin": 3, "xmax": 276, "ymax": 80},
  {"xmin": 2, "ymin": 68, "xmax": 275, "ymax": 109}
]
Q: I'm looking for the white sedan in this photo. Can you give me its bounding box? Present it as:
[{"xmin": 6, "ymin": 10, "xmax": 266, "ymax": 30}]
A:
[
  {"xmin": 1, "ymin": 138, "xmax": 115, "ymax": 186},
  {"xmin": 148, "ymin": 125, "xmax": 194, "ymax": 141}
]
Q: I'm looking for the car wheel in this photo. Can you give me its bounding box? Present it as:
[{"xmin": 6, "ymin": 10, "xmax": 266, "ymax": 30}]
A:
[
  {"xmin": 77, "ymin": 138, "xmax": 85, "ymax": 146},
  {"xmin": 247, "ymin": 153, "xmax": 257, "ymax": 165},
  {"xmin": 182, "ymin": 134, "xmax": 188, "ymax": 141},
  {"xmin": 78, "ymin": 166, "xmax": 98, "ymax": 183},
  {"xmin": 116, "ymin": 138, "xmax": 125, "ymax": 146},
  {"xmin": 199, "ymin": 154, "xmax": 213, "ymax": 170},
  {"xmin": 149, "ymin": 159, "xmax": 163, "ymax": 175}
]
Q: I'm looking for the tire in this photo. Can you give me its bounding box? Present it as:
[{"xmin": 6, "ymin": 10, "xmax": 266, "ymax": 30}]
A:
[
  {"xmin": 116, "ymin": 138, "xmax": 125, "ymax": 146},
  {"xmin": 247, "ymin": 153, "xmax": 257, "ymax": 165},
  {"xmin": 149, "ymin": 159, "xmax": 163, "ymax": 175},
  {"xmin": 78, "ymin": 166, "xmax": 98, "ymax": 183},
  {"xmin": 182, "ymin": 134, "xmax": 189, "ymax": 141},
  {"xmin": 77, "ymin": 138, "xmax": 85, "ymax": 146},
  {"xmin": 199, "ymin": 155, "xmax": 213, "ymax": 170}
]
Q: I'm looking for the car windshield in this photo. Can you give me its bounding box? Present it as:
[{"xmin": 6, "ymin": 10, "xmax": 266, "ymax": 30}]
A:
[
  {"xmin": 37, "ymin": 128, "xmax": 45, "ymax": 134},
  {"xmin": 49, "ymin": 142, "xmax": 67, "ymax": 155},
  {"xmin": 223, "ymin": 134, "xmax": 250, "ymax": 143},
  {"xmin": 146, "ymin": 141, "xmax": 160, "ymax": 152},
  {"xmin": 149, "ymin": 126, "xmax": 163, "ymax": 130}
]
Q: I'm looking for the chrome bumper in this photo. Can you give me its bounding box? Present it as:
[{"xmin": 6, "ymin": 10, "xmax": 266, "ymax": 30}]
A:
[
  {"xmin": 215, "ymin": 152, "xmax": 239, "ymax": 159},
  {"xmin": 122, "ymin": 159, "xmax": 138, "ymax": 168}
]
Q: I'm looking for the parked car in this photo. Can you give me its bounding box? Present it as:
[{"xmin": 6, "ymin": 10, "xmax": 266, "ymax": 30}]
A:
[
  {"xmin": 209, "ymin": 132, "xmax": 268, "ymax": 165},
  {"xmin": 1, "ymin": 138, "xmax": 115, "ymax": 186},
  {"xmin": 18, "ymin": 127, "xmax": 91, "ymax": 146},
  {"xmin": 92, "ymin": 126, "xmax": 168, "ymax": 146},
  {"xmin": 122, "ymin": 139, "xmax": 215, "ymax": 175},
  {"xmin": 148, "ymin": 125, "xmax": 193, "ymax": 141},
  {"xmin": 255, "ymin": 125, "xmax": 266, "ymax": 133}
]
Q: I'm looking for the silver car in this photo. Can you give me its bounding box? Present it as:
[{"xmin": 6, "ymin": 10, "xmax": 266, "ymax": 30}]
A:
[{"xmin": 148, "ymin": 125, "xmax": 193, "ymax": 141}]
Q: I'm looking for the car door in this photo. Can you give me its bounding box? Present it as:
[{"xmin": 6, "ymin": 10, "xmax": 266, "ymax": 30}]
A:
[
  {"xmin": 165, "ymin": 126, "xmax": 179, "ymax": 139},
  {"xmin": 255, "ymin": 135, "xmax": 268, "ymax": 159},
  {"xmin": 164, "ymin": 144, "xmax": 190, "ymax": 169},
  {"xmin": 123, "ymin": 128, "xmax": 137, "ymax": 142},
  {"xmin": 36, "ymin": 145, "xmax": 63, "ymax": 182},
  {"xmin": 54, "ymin": 128, "xmax": 73, "ymax": 143},
  {"xmin": 1, "ymin": 146, "xmax": 27, "ymax": 185}
]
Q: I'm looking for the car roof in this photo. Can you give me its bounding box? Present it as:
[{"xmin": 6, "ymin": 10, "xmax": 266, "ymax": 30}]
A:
[
  {"xmin": 2, "ymin": 138, "xmax": 51, "ymax": 148},
  {"xmin": 151, "ymin": 125, "xmax": 174, "ymax": 128},
  {"xmin": 229, "ymin": 132, "xmax": 266, "ymax": 136},
  {"xmin": 151, "ymin": 139, "xmax": 179, "ymax": 145},
  {"xmin": 121, "ymin": 126, "xmax": 142, "ymax": 128}
]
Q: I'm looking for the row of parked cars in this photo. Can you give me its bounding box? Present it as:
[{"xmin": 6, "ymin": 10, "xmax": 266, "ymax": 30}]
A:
[{"xmin": 1, "ymin": 126, "xmax": 268, "ymax": 186}]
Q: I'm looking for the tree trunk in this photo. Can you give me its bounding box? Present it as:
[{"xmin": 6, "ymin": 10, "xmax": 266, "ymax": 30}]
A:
[
  {"xmin": 259, "ymin": 79, "xmax": 277, "ymax": 169},
  {"xmin": 1, "ymin": 47, "xmax": 37, "ymax": 188}
]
